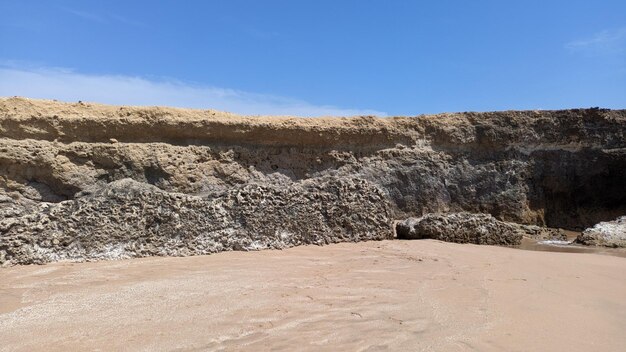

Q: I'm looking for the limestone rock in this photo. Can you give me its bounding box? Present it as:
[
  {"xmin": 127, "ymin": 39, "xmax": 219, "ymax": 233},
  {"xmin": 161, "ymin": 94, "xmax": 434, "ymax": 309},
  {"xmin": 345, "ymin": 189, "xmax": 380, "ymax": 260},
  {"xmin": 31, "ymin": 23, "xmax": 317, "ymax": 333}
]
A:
[
  {"xmin": 2, "ymin": 98, "xmax": 624, "ymax": 230},
  {"xmin": 0, "ymin": 178, "xmax": 393, "ymax": 265},
  {"xmin": 396, "ymin": 213, "xmax": 568, "ymax": 246},
  {"xmin": 395, "ymin": 213, "xmax": 524, "ymax": 245},
  {"xmin": 1, "ymin": 98, "xmax": 626, "ymax": 265},
  {"xmin": 575, "ymin": 216, "xmax": 626, "ymax": 248},
  {"xmin": 516, "ymin": 225, "xmax": 567, "ymax": 241}
]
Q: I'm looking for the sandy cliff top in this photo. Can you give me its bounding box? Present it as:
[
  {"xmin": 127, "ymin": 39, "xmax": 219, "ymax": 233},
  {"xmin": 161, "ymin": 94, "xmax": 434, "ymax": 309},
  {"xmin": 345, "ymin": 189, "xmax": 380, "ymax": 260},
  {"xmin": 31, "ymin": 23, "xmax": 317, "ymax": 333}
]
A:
[{"xmin": 1, "ymin": 97, "xmax": 625, "ymax": 148}]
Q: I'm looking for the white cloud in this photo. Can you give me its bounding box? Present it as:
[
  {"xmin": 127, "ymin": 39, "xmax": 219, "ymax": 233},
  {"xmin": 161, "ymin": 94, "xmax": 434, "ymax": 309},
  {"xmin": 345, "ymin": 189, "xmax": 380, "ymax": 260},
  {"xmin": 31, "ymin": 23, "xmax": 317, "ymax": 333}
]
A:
[
  {"xmin": 0, "ymin": 66, "xmax": 386, "ymax": 117},
  {"xmin": 565, "ymin": 27, "xmax": 626, "ymax": 55}
]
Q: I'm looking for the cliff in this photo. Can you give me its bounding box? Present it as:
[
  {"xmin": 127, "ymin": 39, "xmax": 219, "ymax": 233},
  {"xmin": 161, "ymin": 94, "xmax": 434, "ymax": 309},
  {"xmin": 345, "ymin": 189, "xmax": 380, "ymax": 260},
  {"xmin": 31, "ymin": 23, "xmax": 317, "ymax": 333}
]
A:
[{"xmin": 1, "ymin": 97, "xmax": 625, "ymax": 264}]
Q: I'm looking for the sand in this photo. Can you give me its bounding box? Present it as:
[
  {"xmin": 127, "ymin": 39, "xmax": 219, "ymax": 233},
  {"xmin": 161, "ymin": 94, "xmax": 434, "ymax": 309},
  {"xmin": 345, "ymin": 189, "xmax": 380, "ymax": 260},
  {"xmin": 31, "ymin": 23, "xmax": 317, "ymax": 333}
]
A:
[{"xmin": 1, "ymin": 240, "xmax": 625, "ymax": 351}]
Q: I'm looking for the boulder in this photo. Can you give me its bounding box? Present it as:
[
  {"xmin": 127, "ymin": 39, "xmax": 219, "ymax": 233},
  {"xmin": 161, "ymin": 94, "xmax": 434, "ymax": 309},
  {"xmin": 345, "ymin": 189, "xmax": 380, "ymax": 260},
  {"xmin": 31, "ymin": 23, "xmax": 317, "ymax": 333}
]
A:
[
  {"xmin": 396, "ymin": 213, "xmax": 523, "ymax": 245},
  {"xmin": 516, "ymin": 224, "xmax": 567, "ymax": 241},
  {"xmin": 575, "ymin": 216, "xmax": 626, "ymax": 248}
]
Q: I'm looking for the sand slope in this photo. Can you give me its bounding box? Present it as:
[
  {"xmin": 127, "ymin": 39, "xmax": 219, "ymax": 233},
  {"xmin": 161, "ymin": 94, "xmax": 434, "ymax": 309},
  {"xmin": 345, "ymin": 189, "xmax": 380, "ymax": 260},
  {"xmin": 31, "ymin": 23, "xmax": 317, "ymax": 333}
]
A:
[{"xmin": 1, "ymin": 240, "xmax": 625, "ymax": 351}]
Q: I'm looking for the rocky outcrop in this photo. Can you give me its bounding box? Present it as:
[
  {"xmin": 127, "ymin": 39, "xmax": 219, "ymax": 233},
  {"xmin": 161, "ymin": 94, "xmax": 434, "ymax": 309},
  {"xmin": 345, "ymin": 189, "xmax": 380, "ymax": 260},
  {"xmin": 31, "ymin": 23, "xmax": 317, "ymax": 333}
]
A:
[
  {"xmin": 0, "ymin": 178, "xmax": 392, "ymax": 265},
  {"xmin": 1, "ymin": 98, "xmax": 625, "ymax": 264},
  {"xmin": 396, "ymin": 212, "xmax": 565, "ymax": 245},
  {"xmin": 515, "ymin": 224, "xmax": 567, "ymax": 241},
  {"xmin": 396, "ymin": 213, "xmax": 567, "ymax": 245},
  {"xmin": 575, "ymin": 216, "xmax": 626, "ymax": 248}
]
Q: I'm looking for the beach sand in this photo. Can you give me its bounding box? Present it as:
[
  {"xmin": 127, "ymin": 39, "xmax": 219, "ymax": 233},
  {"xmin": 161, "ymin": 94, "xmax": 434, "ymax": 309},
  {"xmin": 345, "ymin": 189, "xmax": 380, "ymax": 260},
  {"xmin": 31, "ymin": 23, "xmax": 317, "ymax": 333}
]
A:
[{"xmin": 1, "ymin": 240, "xmax": 625, "ymax": 351}]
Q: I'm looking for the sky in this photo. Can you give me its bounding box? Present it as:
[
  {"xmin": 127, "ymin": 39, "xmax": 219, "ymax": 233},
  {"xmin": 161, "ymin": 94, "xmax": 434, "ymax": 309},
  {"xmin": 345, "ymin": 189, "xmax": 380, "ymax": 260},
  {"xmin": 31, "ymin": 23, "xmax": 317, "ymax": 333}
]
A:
[{"xmin": 0, "ymin": 0, "xmax": 625, "ymax": 116}]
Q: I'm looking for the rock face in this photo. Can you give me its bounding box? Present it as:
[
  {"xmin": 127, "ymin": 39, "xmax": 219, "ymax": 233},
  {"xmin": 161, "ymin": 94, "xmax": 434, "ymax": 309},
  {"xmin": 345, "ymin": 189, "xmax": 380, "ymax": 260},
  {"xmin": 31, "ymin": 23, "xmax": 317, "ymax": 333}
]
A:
[
  {"xmin": 1, "ymin": 98, "xmax": 626, "ymax": 264},
  {"xmin": 0, "ymin": 178, "xmax": 392, "ymax": 265},
  {"xmin": 575, "ymin": 216, "xmax": 626, "ymax": 248}
]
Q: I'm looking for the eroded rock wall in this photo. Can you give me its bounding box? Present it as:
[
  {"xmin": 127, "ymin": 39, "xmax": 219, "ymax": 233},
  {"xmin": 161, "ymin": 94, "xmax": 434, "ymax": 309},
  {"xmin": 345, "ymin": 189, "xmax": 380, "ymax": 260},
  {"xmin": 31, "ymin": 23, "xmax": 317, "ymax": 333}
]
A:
[
  {"xmin": 1, "ymin": 178, "xmax": 392, "ymax": 265},
  {"xmin": 1, "ymin": 98, "xmax": 625, "ymax": 264}
]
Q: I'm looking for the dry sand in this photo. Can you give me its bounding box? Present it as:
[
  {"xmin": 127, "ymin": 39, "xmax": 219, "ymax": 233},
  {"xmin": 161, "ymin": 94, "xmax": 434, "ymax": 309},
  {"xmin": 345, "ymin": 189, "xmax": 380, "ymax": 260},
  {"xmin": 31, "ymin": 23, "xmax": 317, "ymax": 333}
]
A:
[{"xmin": 1, "ymin": 240, "xmax": 625, "ymax": 351}]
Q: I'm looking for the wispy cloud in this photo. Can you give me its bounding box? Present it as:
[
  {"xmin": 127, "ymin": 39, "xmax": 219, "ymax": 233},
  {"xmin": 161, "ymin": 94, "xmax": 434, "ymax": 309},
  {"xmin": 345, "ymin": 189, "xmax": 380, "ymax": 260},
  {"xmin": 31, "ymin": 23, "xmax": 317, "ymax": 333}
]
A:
[
  {"xmin": 565, "ymin": 27, "xmax": 626, "ymax": 55},
  {"xmin": 63, "ymin": 8, "xmax": 146, "ymax": 27},
  {"xmin": 109, "ymin": 14, "xmax": 146, "ymax": 28},
  {"xmin": 64, "ymin": 8, "xmax": 107, "ymax": 23},
  {"xmin": 0, "ymin": 65, "xmax": 385, "ymax": 117}
]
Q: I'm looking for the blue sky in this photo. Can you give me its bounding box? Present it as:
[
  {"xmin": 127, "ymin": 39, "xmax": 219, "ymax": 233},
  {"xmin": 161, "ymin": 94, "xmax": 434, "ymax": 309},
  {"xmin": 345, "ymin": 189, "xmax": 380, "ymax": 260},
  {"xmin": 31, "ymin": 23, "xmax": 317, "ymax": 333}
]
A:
[{"xmin": 1, "ymin": 0, "xmax": 625, "ymax": 116}]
